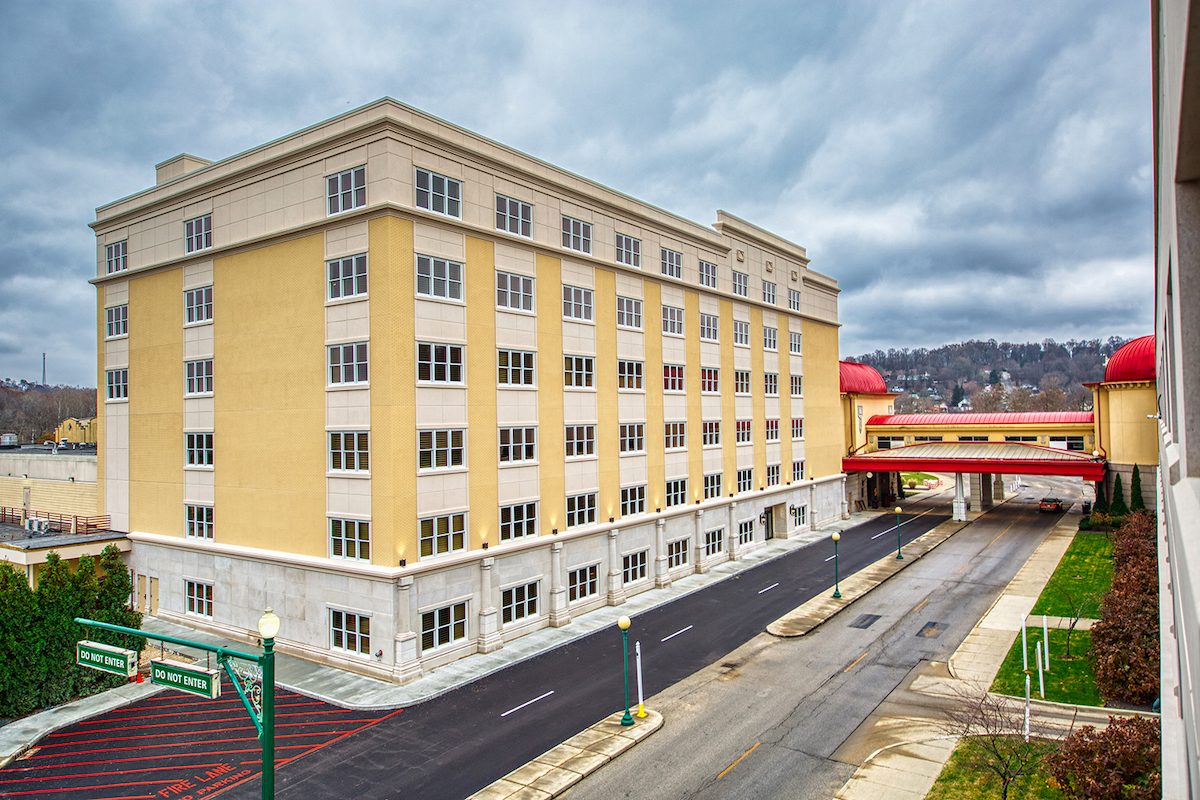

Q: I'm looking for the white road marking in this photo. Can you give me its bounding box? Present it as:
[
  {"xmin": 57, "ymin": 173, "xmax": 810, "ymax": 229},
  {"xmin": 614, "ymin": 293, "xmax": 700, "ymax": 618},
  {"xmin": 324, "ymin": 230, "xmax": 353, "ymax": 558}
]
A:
[
  {"xmin": 661, "ymin": 625, "xmax": 694, "ymax": 642},
  {"xmin": 501, "ymin": 690, "xmax": 554, "ymax": 717},
  {"xmin": 824, "ymin": 554, "xmax": 836, "ymax": 562},
  {"xmin": 758, "ymin": 583, "xmax": 779, "ymax": 594}
]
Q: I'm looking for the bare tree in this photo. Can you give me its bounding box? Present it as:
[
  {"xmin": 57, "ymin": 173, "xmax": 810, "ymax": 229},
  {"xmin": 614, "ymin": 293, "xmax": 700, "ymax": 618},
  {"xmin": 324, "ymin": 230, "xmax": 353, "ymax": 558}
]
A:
[
  {"xmin": 941, "ymin": 686, "xmax": 1053, "ymax": 800},
  {"xmin": 1044, "ymin": 575, "xmax": 1101, "ymax": 660}
]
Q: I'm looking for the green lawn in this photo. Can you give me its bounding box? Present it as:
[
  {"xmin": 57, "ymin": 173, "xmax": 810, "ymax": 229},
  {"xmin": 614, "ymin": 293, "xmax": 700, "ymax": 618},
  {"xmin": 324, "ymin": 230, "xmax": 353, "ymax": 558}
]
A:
[
  {"xmin": 1030, "ymin": 532, "xmax": 1113, "ymax": 618},
  {"xmin": 901, "ymin": 471, "xmax": 939, "ymax": 483},
  {"xmin": 991, "ymin": 628, "xmax": 1102, "ymax": 707},
  {"xmin": 927, "ymin": 737, "xmax": 1064, "ymax": 800}
]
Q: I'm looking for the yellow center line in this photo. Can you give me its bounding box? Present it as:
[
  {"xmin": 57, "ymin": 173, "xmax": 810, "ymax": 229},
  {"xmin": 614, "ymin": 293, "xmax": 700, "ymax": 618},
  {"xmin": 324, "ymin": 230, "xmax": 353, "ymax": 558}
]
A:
[
  {"xmin": 913, "ymin": 598, "xmax": 929, "ymax": 613},
  {"xmin": 844, "ymin": 652, "xmax": 868, "ymax": 673},
  {"xmin": 985, "ymin": 521, "xmax": 1017, "ymax": 549},
  {"xmin": 717, "ymin": 742, "xmax": 761, "ymax": 780}
]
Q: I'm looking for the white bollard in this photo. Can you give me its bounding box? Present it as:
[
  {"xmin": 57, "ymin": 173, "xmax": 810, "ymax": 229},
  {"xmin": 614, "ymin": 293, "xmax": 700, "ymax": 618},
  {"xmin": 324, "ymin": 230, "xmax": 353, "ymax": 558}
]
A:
[
  {"xmin": 1022, "ymin": 621, "xmax": 1028, "ymax": 671},
  {"xmin": 1037, "ymin": 640, "xmax": 1045, "ymax": 699},
  {"xmin": 1043, "ymin": 615, "xmax": 1051, "ymax": 672},
  {"xmin": 1024, "ymin": 674, "xmax": 1031, "ymax": 742},
  {"xmin": 635, "ymin": 640, "xmax": 646, "ymax": 717}
]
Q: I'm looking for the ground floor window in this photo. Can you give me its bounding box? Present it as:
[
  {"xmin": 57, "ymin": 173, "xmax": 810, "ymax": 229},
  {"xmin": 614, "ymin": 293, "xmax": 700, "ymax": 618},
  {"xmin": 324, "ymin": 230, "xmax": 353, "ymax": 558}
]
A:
[
  {"xmin": 185, "ymin": 581, "xmax": 212, "ymax": 617},
  {"xmin": 667, "ymin": 539, "xmax": 689, "ymax": 569},
  {"xmin": 422, "ymin": 602, "xmax": 467, "ymax": 651},
  {"xmin": 502, "ymin": 582, "xmax": 539, "ymax": 624},
  {"xmin": 622, "ymin": 550, "xmax": 648, "ymax": 584},
  {"xmin": 568, "ymin": 565, "xmax": 598, "ymax": 602},
  {"xmin": 738, "ymin": 520, "xmax": 754, "ymax": 545},
  {"xmin": 705, "ymin": 528, "xmax": 724, "ymax": 557},
  {"xmin": 331, "ymin": 609, "xmax": 370, "ymax": 655}
]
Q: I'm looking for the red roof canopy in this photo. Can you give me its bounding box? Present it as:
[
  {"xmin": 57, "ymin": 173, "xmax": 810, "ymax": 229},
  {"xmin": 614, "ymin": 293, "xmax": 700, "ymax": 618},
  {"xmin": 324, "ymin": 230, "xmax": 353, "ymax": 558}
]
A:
[
  {"xmin": 867, "ymin": 412, "xmax": 1094, "ymax": 427},
  {"xmin": 1104, "ymin": 335, "xmax": 1155, "ymax": 383},
  {"xmin": 840, "ymin": 361, "xmax": 888, "ymax": 394}
]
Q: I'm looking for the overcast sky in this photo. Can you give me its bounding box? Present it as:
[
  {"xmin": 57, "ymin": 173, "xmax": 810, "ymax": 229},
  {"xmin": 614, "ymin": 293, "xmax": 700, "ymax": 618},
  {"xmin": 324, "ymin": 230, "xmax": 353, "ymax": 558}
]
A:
[{"xmin": 0, "ymin": 0, "xmax": 1152, "ymax": 387}]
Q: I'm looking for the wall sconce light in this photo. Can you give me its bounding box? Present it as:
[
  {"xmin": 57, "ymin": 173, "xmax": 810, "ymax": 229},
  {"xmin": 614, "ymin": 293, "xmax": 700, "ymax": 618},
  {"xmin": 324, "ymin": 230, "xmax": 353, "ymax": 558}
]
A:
[
  {"xmin": 759, "ymin": 512, "xmax": 768, "ymax": 526},
  {"xmin": 399, "ymin": 558, "xmax": 407, "ymax": 567},
  {"xmin": 482, "ymin": 542, "xmax": 488, "ymax": 550},
  {"xmin": 609, "ymin": 516, "xmax": 614, "ymax": 523},
  {"xmin": 552, "ymin": 528, "xmax": 558, "ymax": 535},
  {"xmin": 656, "ymin": 508, "xmax": 661, "ymax": 513},
  {"xmin": 375, "ymin": 649, "xmax": 383, "ymax": 660}
]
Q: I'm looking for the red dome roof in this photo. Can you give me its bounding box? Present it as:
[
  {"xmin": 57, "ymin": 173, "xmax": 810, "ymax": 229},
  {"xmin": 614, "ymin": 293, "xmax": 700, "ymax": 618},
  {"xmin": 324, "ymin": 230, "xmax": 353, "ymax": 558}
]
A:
[
  {"xmin": 840, "ymin": 361, "xmax": 888, "ymax": 394},
  {"xmin": 1104, "ymin": 335, "xmax": 1155, "ymax": 383}
]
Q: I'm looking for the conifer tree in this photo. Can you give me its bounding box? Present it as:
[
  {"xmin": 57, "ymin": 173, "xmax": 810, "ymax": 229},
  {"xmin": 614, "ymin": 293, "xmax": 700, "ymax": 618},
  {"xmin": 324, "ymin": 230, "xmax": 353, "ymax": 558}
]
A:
[
  {"xmin": 1130, "ymin": 464, "xmax": 1146, "ymax": 513},
  {"xmin": 1092, "ymin": 481, "xmax": 1108, "ymax": 512},
  {"xmin": 1110, "ymin": 473, "xmax": 1129, "ymax": 516}
]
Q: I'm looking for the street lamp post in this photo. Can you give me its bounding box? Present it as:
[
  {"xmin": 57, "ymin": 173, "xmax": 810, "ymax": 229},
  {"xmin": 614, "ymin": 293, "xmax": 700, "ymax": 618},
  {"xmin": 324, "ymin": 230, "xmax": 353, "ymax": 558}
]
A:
[
  {"xmin": 257, "ymin": 608, "xmax": 279, "ymax": 800},
  {"xmin": 618, "ymin": 616, "xmax": 634, "ymax": 726},
  {"xmin": 895, "ymin": 506, "xmax": 904, "ymax": 560},
  {"xmin": 832, "ymin": 532, "xmax": 842, "ymax": 598}
]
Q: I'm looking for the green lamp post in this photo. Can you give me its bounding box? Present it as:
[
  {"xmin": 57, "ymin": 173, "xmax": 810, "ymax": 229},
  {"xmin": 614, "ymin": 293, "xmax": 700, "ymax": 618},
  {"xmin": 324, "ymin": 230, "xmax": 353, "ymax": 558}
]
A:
[
  {"xmin": 895, "ymin": 506, "xmax": 904, "ymax": 560},
  {"xmin": 257, "ymin": 608, "xmax": 279, "ymax": 799},
  {"xmin": 832, "ymin": 532, "xmax": 842, "ymax": 598},
  {"xmin": 618, "ymin": 615, "xmax": 633, "ymax": 726}
]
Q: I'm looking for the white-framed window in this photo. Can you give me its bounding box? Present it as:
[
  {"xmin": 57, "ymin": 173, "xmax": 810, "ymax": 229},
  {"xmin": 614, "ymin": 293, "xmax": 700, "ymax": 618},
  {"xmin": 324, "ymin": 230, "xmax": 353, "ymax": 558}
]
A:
[
  {"xmin": 664, "ymin": 364, "xmax": 685, "ymax": 392},
  {"xmin": 793, "ymin": 460, "xmax": 805, "ymax": 482},
  {"xmin": 331, "ymin": 609, "xmax": 370, "ymax": 655},
  {"xmin": 564, "ymin": 355, "xmax": 594, "ymax": 388},
  {"xmin": 418, "ymin": 429, "xmax": 464, "ymax": 470},
  {"xmin": 106, "ymin": 241, "xmax": 128, "ymax": 274},
  {"xmin": 562, "ymin": 216, "xmax": 592, "ymax": 253},
  {"xmin": 705, "ymin": 528, "xmax": 724, "ymax": 557},
  {"xmin": 699, "ymin": 259, "xmax": 717, "ymax": 288},
  {"xmin": 563, "ymin": 285, "xmax": 593, "ymax": 320},
  {"xmin": 703, "ymin": 473, "xmax": 722, "ymax": 499},
  {"xmin": 665, "ymin": 422, "xmax": 686, "ymax": 450},
  {"xmin": 185, "ymin": 215, "xmax": 212, "ymax": 253},
  {"xmin": 417, "ymin": 343, "xmax": 463, "ymax": 384},
  {"xmin": 767, "ymin": 464, "xmax": 781, "ymax": 486},
  {"xmin": 330, "ymin": 518, "xmax": 370, "ymax": 560},
  {"xmin": 732, "ymin": 271, "xmax": 748, "ymax": 297},
  {"xmin": 186, "ymin": 581, "xmax": 213, "ymax": 617},
  {"xmin": 621, "ymin": 485, "xmax": 646, "ymax": 517},
  {"xmin": 733, "ymin": 320, "xmax": 750, "ymax": 346},
  {"xmin": 496, "ymin": 194, "xmax": 532, "ymax": 237},
  {"xmin": 789, "ymin": 331, "xmax": 802, "ymax": 354},
  {"xmin": 618, "ymin": 360, "xmax": 643, "ymax": 390},
  {"xmin": 737, "ymin": 468, "xmax": 753, "ymax": 493},
  {"xmin": 702, "ymin": 421, "xmax": 720, "ymax": 446},
  {"xmin": 666, "ymin": 478, "xmax": 687, "ymax": 507},
  {"xmin": 662, "ymin": 305, "xmax": 684, "ymax": 335},
  {"xmin": 620, "ymin": 424, "xmax": 645, "ymax": 453},
  {"xmin": 415, "ymin": 168, "xmax": 460, "ymax": 218},
  {"xmin": 736, "ymin": 420, "xmax": 752, "ymax": 443},
  {"xmin": 622, "ymin": 550, "xmax": 648, "ymax": 584},
  {"xmin": 106, "ymin": 305, "xmax": 128, "ymax": 338},
  {"xmin": 499, "ymin": 427, "xmax": 536, "ymax": 463},
  {"xmin": 185, "ymin": 359, "xmax": 213, "ymax": 395},
  {"xmin": 568, "ymin": 565, "xmax": 599, "ymax": 602},
  {"xmin": 788, "ymin": 288, "xmax": 801, "ymax": 311},
  {"xmin": 915, "ymin": 435, "xmax": 944, "ymax": 442},
  {"xmin": 186, "ymin": 504, "xmax": 213, "ymax": 539},
  {"xmin": 421, "ymin": 602, "xmax": 466, "ymax": 651},
  {"xmin": 699, "ymin": 313, "xmax": 719, "ymax": 341},
  {"xmin": 329, "ymin": 431, "xmax": 368, "ymax": 472},
  {"xmin": 328, "ymin": 166, "xmax": 366, "ymax": 215},
  {"xmin": 185, "ymin": 286, "xmax": 213, "ymax": 324},
  {"xmin": 567, "ymin": 492, "xmax": 596, "ymax": 528},
  {"xmin": 329, "ymin": 254, "xmax": 368, "ymax": 300},
  {"xmin": 792, "ymin": 418, "xmax": 804, "ymax": 440},
  {"xmin": 762, "ymin": 281, "xmax": 776, "ymax": 304},
  {"xmin": 420, "ymin": 513, "xmax": 466, "ymax": 557},
  {"xmin": 765, "ymin": 419, "xmax": 780, "ymax": 442},
  {"xmin": 502, "ymin": 582, "xmax": 539, "ymax": 625},
  {"xmin": 617, "ymin": 296, "xmax": 642, "ymax": 329},
  {"xmin": 107, "ymin": 369, "xmax": 128, "ymax": 400},
  {"xmin": 667, "ymin": 539, "xmax": 688, "ymax": 569},
  {"xmin": 738, "ymin": 519, "xmax": 754, "ymax": 545},
  {"xmin": 791, "ymin": 375, "xmax": 803, "ymax": 397},
  {"xmin": 329, "ymin": 342, "xmax": 369, "ymax": 385},
  {"xmin": 763, "ymin": 327, "xmax": 778, "ymax": 351},
  {"xmin": 797, "ymin": 505, "xmax": 808, "ymax": 525},
  {"xmin": 496, "ymin": 271, "xmax": 534, "ymax": 312},
  {"xmin": 734, "ymin": 370, "xmax": 751, "ymax": 394},
  {"xmin": 661, "ymin": 248, "xmax": 682, "ymax": 279},
  {"xmin": 764, "ymin": 373, "xmax": 779, "ymax": 396},
  {"xmin": 700, "ymin": 367, "xmax": 719, "ymax": 393},
  {"xmin": 498, "ymin": 349, "xmax": 535, "ymax": 386},
  {"xmin": 186, "ymin": 432, "xmax": 213, "ymax": 466},
  {"xmin": 616, "ymin": 234, "xmax": 641, "ymax": 267},
  {"xmin": 565, "ymin": 425, "xmax": 595, "ymax": 457},
  {"xmin": 416, "ymin": 255, "xmax": 463, "ymax": 301},
  {"xmin": 500, "ymin": 502, "xmax": 537, "ymax": 540}
]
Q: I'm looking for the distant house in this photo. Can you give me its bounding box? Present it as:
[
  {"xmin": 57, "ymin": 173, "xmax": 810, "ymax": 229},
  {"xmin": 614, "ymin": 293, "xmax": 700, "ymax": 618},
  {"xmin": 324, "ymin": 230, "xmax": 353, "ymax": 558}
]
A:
[{"xmin": 53, "ymin": 418, "xmax": 96, "ymax": 445}]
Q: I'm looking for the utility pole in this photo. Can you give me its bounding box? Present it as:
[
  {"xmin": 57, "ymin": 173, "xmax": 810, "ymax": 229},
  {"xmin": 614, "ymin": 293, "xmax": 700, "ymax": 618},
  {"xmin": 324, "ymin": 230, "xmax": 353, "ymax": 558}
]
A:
[{"xmin": 42, "ymin": 353, "xmax": 46, "ymax": 386}]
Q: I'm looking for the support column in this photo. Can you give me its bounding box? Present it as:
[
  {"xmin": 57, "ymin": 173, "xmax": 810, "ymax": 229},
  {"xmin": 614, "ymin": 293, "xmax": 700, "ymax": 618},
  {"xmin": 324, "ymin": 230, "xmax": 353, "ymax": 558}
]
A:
[
  {"xmin": 726, "ymin": 501, "xmax": 739, "ymax": 560},
  {"xmin": 549, "ymin": 541, "xmax": 570, "ymax": 628},
  {"xmin": 391, "ymin": 576, "xmax": 422, "ymax": 684},
  {"xmin": 477, "ymin": 557, "xmax": 502, "ymax": 654},
  {"xmin": 969, "ymin": 473, "xmax": 983, "ymax": 513},
  {"xmin": 993, "ymin": 473, "xmax": 1005, "ymax": 502},
  {"xmin": 953, "ymin": 473, "xmax": 967, "ymax": 521},
  {"xmin": 810, "ymin": 484, "xmax": 818, "ymax": 529},
  {"xmin": 607, "ymin": 529, "xmax": 627, "ymax": 605},
  {"xmin": 653, "ymin": 519, "xmax": 671, "ymax": 588},
  {"xmin": 980, "ymin": 474, "xmax": 994, "ymax": 510},
  {"xmin": 694, "ymin": 509, "xmax": 708, "ymax": 574}
]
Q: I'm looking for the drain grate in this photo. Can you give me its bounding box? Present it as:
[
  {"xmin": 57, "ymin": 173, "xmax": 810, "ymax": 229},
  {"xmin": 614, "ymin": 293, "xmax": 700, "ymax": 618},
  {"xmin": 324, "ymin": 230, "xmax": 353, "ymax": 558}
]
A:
[
  {"xmin": 917, "ymin": 621, "xmax": 946, "ymax": 638},
  {"xmin": 849, "ymin": 614, "xmax": 881, "ymax": 629}
]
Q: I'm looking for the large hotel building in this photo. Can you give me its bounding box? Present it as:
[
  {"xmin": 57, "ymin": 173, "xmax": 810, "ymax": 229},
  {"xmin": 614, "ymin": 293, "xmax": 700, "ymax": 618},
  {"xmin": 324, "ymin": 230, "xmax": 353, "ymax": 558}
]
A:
[{"xmin": 92, "ymin": 99, "xmax": 845, "ymax": 682}]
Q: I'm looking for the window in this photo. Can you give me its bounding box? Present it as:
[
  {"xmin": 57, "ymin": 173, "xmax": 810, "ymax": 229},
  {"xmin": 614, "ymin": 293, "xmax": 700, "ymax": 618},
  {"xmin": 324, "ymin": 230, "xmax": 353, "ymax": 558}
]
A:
[
  {"xmin": 106, "ymin": 305, "xmax": 128, "ymax": 338},
  {"xmin": 662, "ymin": 305, "xmax": 684, "ymax": 335},
  {"xmin": 1005, "ymin": 435, "xmax": 1038, "ymax": 442},
  {"xmin": 1050, "ymin": 436, "xmax": 1085, "ymax": 451},
  {"xmin": 417, "ymin": 343, "xmax": 463, "ymax": 384},
  {"xmin": 959, "ymin": 435, "xmax": 989, "ymax": 443},
  {"xmin": 186, "ymin": 504, "xmax": 213, "ymax": 539},
  {"xmin": 793, "ymin": 460, "xmax": 805, "ymax": 482},
  {"xmin": 186, "ymin": 432, "xmax": 213, "ymax": 466},
  {"xmin": 496, "ymin": 271, "xmax": 534, "ymax": 311},
  {"xmin": 616, "ymin": 234, "xmax": 641, "ymax": 267},
  {"xmin": 737, "ymin": 468, "xmax": 753, "ymax": 493},
  {"xmin": 498, "ymin": 350, "xmax": 535, "ymax": 386},
  {"xmin": 738, "ymin": 519, "xmax": 754, "ymax": 545},
  {"xmin": 421, "ymin": 602, "xmax": 466, "ymax": 651},
  {"xmin": 568, "ymin": 565, "xmax": 598, "ymax": 602},
  {"xmin": 732, "ymin": 270, "xmax": 748, "ymax": 297},
  {"xmin": 789, "ymin": 331, "xmax": 802, "ymax": 354},
  {"xmin": 797, "ymin": 506, "xmax": 808, "ymax": 525},
  {"xmin": 661, "ymin": 248, "xmax": 682, "ymax": 279},
  {"xmin": 618, "ymin": 360, "xmax": 643, "ymax": 390},
  {"xmin": 185, "ymin": 215, "xmax": 212, "ymax": 253},
  {"xmin": 107, "ymin": 369, "xmax": 128, "ymax": 400},
  {"xmin": 699, "ymin": 259, "xmax": 717, "ymax": 288},
  {"xmin": 329, "ymin": 431, "xmax": 368, "ymax": 471},
  {"xmin": 700, "ymin": 368, "xmax": 719, "ymax": 393},
  {"xmin": 667, "ymin": 539, "xmax": 688, "ymax": 569},
  {"xmin": 564, "ymin": 355, "xmax": 594, "ymax": 388},
  {"xmin": 329, "ymin": 342, "xmax": 369, "ymax": 385},
  {"xmin": 186, "ymin": 581, "xmax": 213, "ymax": 617},
  {"xmin": 329, "ymin": 254, "xmax": 368, "ymax": 300},
  {"xmin": 496, "ymin": 195, "xmax": 532, "ymax": 237},
  {"xmin": 186, "ymin": 359, "xmax": 213, "ymax": 395},
  {"xmin": 328, "ymin": 166, "xmax": 367, "ymax": 215},
  {"xmin": 699, "ymin": 313, "xmax": 719, "ymax": 341},
  {"xmin": 621, "ymin": 485, "xmax": 646, "ymax": 516},
  {"xmin": 767, "ymin": 464, "xmax": 781, "ymax": 486},
  {"xmin": 416, "ymin": 255, "xmax": 463, "ymax": 300},
  {"xmin": 617, "ymin": 296, "xmax": 642, "ymax": 329},
  {"xmin": 877, "ymin": 436, "xmax": 904, "ymax": 450},
  {"xmin": 500, "ymin": 502, "xmax": 537, "ymax": 540},
  {"xmin": 735, "ymin": 370, "xmax": 751, "ymax": 394},
  {"xmin": 185, "ymin": 286, "xmax": 213, "ymax": 324},
  {"xmin": 792, "ymin": 418, "xmax": 804, "ymax": 440},
  {"xmin": 415, "ymin": 168, "xmax": 460, "ymax": 218},
  {"xmin": 622, "ymin": 550, "xmax": 648, "ymax": 584},
  {"xmin": 418, "ymin": 429, "xmax": 464, "ymax": 470},
  {"xmin": 665, "ymin": 422, "xmax": 686, "ymax": 450},
  {"xmin": 762, "ymin": 281, "xmax": 776, "ymax": 304},
  {"xmin": 420, "ymin": 513, "xmax": 466, "ymax": 557},
  {"xmin": 499, "ymin": 427, "xmax": 536, "ymax": 463},
  {"xmin": 330, "ymin": 518, "xmax": 370, "ymax": 561},
  {"xmin": 764, "ymin": 373, "xmax": 779, "ymax": 395},
  {"xmin": 736, "ymin": 420, "xmax": 752, "ymax": 443},
  {"xmin": 763, "ymin": 327, "xmax": 778, "ymax": 351},
  {"xmin": 733, "ymin": 320, "xmax": 750, "ymax": 346},
  {"xmin": 562, "ymin": 216, "xmax": 592, "ymax": 253},
  {"xmin": 331, "ymin": 610, "xmax": 370, "ymax": 655},
  {"xmin": 563, "ymin": 285, "xmax": 593, "ymax": 320},
  {"xmin": 705, "ymin": 528, "xmax": 724, "ymax": 557},
  {"xmin": 664, "ymin": 364, "xmax": 685, "ymax": 392},
  {"xmin": 791, "ymin": 375, "xmax": 803, "ymax": 397},
  {"xmin": 620, "ymin": 424, "xmax": 645, "ymax": 453},
  {"xmin": 914, "ymin": 435, "xmax": 944, "ymax": 442},
  {"xmin": 565, "ymin": 425, "xmax": 595, "ymax": 457},
  {"xmin": 106, "ymin": 241, "xmax": 127, "ymax": 274},
  {"xmin": 788, "ymin": 288, "xmax": 802, "ymax": 311},
  {"xmin": 666, "ymin": 478, "xmax": 687, "ymax": 507},
  {"xmin": 502, "ymin": 582, "xmax": 538, "ymax": 624},
  {"xmin": 704, "ymin": 473, "xmax": 722, "ymax": 499},
  {"xmin": 567, "ymin": 492, "xmax": 596, "ymax": 528},
  {"xmin": 765, "ymin": 420, "xmax": 780, "ymax": 442},
  {"xmin": 702, "ymin": 421, "xmax": 721, "ymax": 446}
]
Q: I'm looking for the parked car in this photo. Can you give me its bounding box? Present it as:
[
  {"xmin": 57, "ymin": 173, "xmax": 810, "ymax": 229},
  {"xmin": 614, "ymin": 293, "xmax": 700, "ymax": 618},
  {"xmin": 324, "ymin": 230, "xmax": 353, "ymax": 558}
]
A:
[{"xmin": 1039, "ymin": 497, "xmax": 1064, "ymax": 512}]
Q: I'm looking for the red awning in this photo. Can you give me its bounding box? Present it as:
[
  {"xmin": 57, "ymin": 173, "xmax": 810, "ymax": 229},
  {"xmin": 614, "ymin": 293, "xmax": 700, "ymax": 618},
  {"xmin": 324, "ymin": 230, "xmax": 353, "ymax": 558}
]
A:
[{"xmin": 842, "ymin": 441, "xmax": 1106, "ymax": 480}]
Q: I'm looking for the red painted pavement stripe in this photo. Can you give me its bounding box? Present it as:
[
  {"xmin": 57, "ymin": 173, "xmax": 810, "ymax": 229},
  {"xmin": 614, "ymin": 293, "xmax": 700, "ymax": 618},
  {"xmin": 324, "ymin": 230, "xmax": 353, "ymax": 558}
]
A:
[
  {"xmin": 15, "ymin": 743, "xmax": 313, "ymax": 772},
  {"xmin": 36, "ymin": 716, "xmax": 382, "ymax": 749},
  {"xmin": 0, "ymin": 764, "xmax": 227, "ymax": 785}
]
